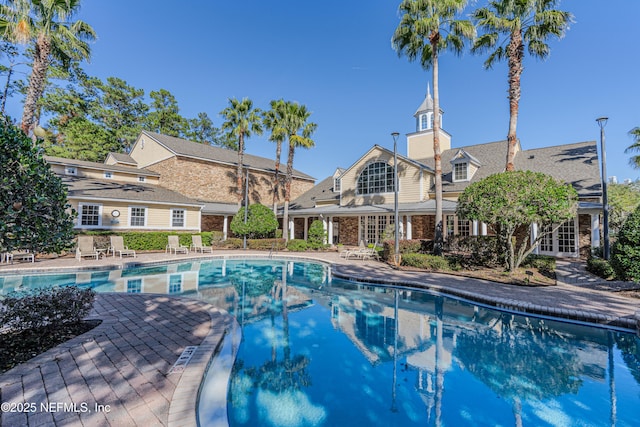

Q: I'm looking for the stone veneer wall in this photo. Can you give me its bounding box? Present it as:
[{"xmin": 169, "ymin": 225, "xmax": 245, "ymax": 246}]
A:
[
  {"xmin": 578, "ymin": 214, "xmax": 591, "ymax": 259},
  {"xmin": 146, "ymin": 156, "xmax": 314, "ymax": 205},
  {"xmin": 411, "ymin": 215, "xmax": 434, "ymax": 240},
  {"xmin": 339, "ymin": 217, "xmax": 359, "ymax": 246},
  {"xmin": 202, "ymin": 215, "xmax": 225, "ymax": 234}
]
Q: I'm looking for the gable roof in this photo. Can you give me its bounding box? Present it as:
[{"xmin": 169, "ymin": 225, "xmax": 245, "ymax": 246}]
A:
[
  {"xmin": 45, "ymin": 156, "xmax": 159, "ymax": 177},
  {"xmin": 140, "ymin": 131, "xmax": 315, "ymax": 181},
  {"xmin": 341, "ymin": 144, "xmax": 434, "ymax": 178}
]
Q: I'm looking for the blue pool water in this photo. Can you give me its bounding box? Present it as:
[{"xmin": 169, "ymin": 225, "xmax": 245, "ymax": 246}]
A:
[{"xmin": 1, "ymin": 259, "xmax": 639, "ymax": 426}]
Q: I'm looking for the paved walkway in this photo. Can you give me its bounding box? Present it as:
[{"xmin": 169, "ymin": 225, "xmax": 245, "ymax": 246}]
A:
[{"xmin": 1, "ymin": 250, "xmax": 639, "ymax": 426}]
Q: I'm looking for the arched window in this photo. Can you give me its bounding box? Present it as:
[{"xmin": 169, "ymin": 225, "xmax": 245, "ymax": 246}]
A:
[
  {"xmin": 357, "ymin": 162, "xmax": 395, "ymax": 195},
  {"xmin": 420, "ymin": 114, "xmax": 428, "ymax": 130}
]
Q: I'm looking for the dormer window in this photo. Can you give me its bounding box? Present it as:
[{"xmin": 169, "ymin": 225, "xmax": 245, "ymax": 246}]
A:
[
  {"xmin": 138, "ymin": 176, "xmax": 146, "ymax": 183},
  {"xmin": 334, "ymin": 178, "xmax": 341, "ymax": 193},
  {"xmin": 65, "ymin": 166, "xmax": 77, "ymax": 176},
  {"xmin": 453, "ymin": 162, "xmax": 468, "ymax": 181},
  {"xmin": 104, "ymin": 171, "xmax": 113, "ymax": 179}
]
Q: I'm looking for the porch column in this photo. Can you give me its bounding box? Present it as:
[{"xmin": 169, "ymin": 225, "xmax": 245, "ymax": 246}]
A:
[
  {"xmin": 327, "ymin": 216, "xmax": 333, "ymax": 245},
  {"xmin": 472, "ymin": 220, "xmax": 479, "ymax": 236},
  {"xmin": 289, "ymin": 218, "xmax": 295, "ymax": 240},
  {"xmin": 406, "ymin": 215, "xmax": 412, "ymax": 240},
  {"xmin": 223, "ymin": 216, "xmax": 228, "ymax": 240},
  {"xmin": 591, "ymin": 213, "xmax": 601, "ymax": 250},
  {"xmin": 304, "ymin": 218, "xmax": 309, "ymax": 240},
  {"xmin": 531, "ymin": 223, "xmax": 539, "ymax": 255},
  {"xmin": 480, "ymin": 222, "xmax": 487, "ymax": 236}
]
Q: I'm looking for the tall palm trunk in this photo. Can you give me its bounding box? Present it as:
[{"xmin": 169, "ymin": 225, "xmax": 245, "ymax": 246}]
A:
[
  {"xmin": 272, "ymin": 140, "xmax": 282, "ymax": 214},
  {"xmin": 21, "ymin": 34, "xmax": 51, "ymax": 135},
  {"xmin": 283, "ymin": 141, "xmax": 295, "ymax": 241},
  {"xmin": 505, "ymin": 26, "xmax": 523, "ymax": 172},
  {"xmin": 237, "ymin": 132, "xmax": 245, "ymax": 207},
  {"xmin": 431, "ymin": 33, "xmax": 444, "ymax": 255}
]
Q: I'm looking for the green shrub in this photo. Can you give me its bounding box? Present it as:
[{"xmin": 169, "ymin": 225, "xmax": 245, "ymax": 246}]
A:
[
  {"xmin": 230, "ymin": 204, "xmax": 278, "ymax": 239},
  {"xmin": 610, "ymin": 205, "xmax": 640, "ymax": 282},
  {"xmin": 521, "ymin": 254, "xmax": 556, "ymax": 274},
  {"xmin": 586, "ymin": 257, "xmax": 615, "ymax": 279},
  {"xmin": 401, "ymin": 253, "xmax": 451, "ymax": 270},
  {"xmin": 447, "ymin": 235, "xmax": 502, "ymax": 267},
  {"xmin": 0, "ymin": 286, "xmax": 95, "ymax": 333},
  {"xmin": 287, "ymin": 239, "xmax": 308, "ymax": 252},
  {"xmin": 307, "ymin": 220, "xmax": 327, "ymax": 249},
  {"xmin": 248, "ymin": 238, "xmax": 286, "ymax": 250},
  {"xmin": 382, "ymin": 239, "xmax": 430, "ymax": 261}
]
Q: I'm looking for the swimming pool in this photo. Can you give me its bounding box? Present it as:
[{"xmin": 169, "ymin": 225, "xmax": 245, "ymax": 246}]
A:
[{"xmin": 1, "ymin": 258, "xmax": 639, "ymax": 426}]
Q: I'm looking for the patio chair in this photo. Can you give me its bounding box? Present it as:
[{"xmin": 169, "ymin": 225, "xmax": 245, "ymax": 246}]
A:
[
  {"xmin": 359, "ymin": 241, "xmax": 380, "ymax": 261},
  {"xmin": 166, "ymin": 235, "xmax": 189, "ymax": 254},
  {"xmin": 190, "ymin": 235, "xmax": 213, "ymax": 253},
  {"xmin": 110, "ymin": 235, "xmax": 136, "ymax": 259},
  {"xmin": 344, "ymin": 240, "xmax": 367, "ymax": 260},
  {"xmin": 76, "ymin": 236, "xmax": 99, "ymax": 261}
]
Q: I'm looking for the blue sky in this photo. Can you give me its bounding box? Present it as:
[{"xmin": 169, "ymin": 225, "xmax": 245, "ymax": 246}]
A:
[{"xmin": 6, "ymin": 0, "xmax": 640, "ymax": 183}]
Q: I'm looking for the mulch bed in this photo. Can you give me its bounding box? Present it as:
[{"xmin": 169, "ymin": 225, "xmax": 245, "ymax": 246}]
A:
[{"xmin": 0, "ymin": 320, "xmax": 101, "ymax": 374}]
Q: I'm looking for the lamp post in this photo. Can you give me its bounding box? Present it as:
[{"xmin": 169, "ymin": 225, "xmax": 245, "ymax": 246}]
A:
[
  {"xmin": 596, "ymin": 117, "xmax": 610, "ymax": 260},
  {"xmin": 392, "ymin": 132, "xmax": 400, "ymax": 266},
  {"xmin": 243, "ymin": 168, "xmax": 249, "ymax": 250}
]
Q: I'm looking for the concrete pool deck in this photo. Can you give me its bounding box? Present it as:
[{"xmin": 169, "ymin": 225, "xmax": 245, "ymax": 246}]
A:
[{"xmin": 1, "ymin": 250, "xmax": 639, "ymax": 426}]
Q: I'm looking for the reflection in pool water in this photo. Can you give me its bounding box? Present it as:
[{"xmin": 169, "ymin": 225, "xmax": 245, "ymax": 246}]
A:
[{"xmin": 1, "ymin": 259, "xmax": 639, "ymax": 426}]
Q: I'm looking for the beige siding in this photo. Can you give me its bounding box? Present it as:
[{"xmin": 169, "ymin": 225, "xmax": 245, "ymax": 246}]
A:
[
  {"xmin": 50, "ymin": 163, "xmax": 159, "ymax": 184},
  {"xmin": 130, "ymin": 134, "xmax": 174, "ymax": 168},
  {"xmin": 70, "ymin": 199, "xmax": 201, "ymax": 231},
  {"xmin": 340, "ymin": 147, "xmax": 427, "ymax": 206}
]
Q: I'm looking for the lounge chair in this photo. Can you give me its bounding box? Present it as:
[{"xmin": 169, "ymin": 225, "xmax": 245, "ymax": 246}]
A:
[
  {"xmin": 166, "ymin": 235, "xmax": 188, "ymax": 254},
  {"xmin": 190, "ymin": 235, "xmax": 212, "ymax": 253},
  {"xmin": 76, "ymin": 236, "xmax": 99, "ymax": 261},
  {"xmin": 344, "ymin": 240, "xmax": 367, "ymax": 260},
  {"xmin": 110, "ymin": 236, "xmax": 136, "ymax": 258}
]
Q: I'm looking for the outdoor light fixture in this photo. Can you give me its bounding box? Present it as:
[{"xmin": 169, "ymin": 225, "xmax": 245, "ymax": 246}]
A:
[
  {"xmin": 596, "ymin": 116, "xmax": 610, "ymax": 260},
  {"xmin": 392, "ymin": 132, "xmax": 400, "ymax": 267}
]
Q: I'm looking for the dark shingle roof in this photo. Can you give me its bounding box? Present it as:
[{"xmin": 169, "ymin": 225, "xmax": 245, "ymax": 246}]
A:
[
  {"xmin": 421, "ymin": 140, "xmax": 601, "ymax": 197},
  {"xmin": 62, "ymin": 176, "xmax": 202, "ymax": 206},
  {"xmin": 45, "ymin": 156, "xmax": 159, "ymax": 177},
  {"xmin": 107, "ymin": 152, "xmax": 137, "ymax": 166},
  {"xmin": 142, "ymin": 131, "xmax": 315, "ymax": 181},
  {"xmin": 290, "ymin": 175, "xmax": 338, "ymax": 209},
  {"xmin": 515, "ymin": 141, "xmax": 601, "ymax": 196}
]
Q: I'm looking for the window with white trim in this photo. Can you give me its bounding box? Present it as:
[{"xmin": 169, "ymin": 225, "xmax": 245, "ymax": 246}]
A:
[
  {"xmin": 356, "ymin": 162, "xmax": 395, "ymax": 195},
  {"xmin": 79, "ymin": 204, "xmax": 101, "ymax": 227},
  {"xmin": 453, "ymin": 162, "xmax": 468, "ymax": 181},
  {"xmin": 104, "ymin": 171, "xmax": 113, "ymax": 179},
  {"xmin": 334, "ymin": 178, "xmax": 341, "ymax": 193},
  {"xmin": 65, "ymin": 166, "xmax": 77, "ymax": 175},
  {"xmin": 129, "ymin": 207, "xmax": 146, "ymax": 227},
  {"xmin": 138, "ymin": 176, "xmax": 146, "ymax": 182},
  {"xmin": 171, "ymin": 209, "xmax": 185, "ymax": 228}
]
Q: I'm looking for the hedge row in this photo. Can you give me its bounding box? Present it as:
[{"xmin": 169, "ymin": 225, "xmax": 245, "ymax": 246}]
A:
[
  {"xmin": 1, "ymin": 286, "xmax": 95, "ymax": 333},
  {"xmin": 82, "ymin": 231, "xmax": 222, "ymax": 251}
]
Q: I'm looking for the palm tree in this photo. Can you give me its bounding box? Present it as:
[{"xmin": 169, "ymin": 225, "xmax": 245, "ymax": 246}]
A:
[
  {"xmin": 472, "ymin": 0, "xmax": 572, "ymax": 171},
  {"xmin": 626, "ymin": 127, "xmax": 640, "ymax": 169},
  {"xmin": 282, "ymin": 102, "xmax": 316, "ymax": 241},
  {"xmin": 263, "ymin": 99, "xmax": 287, "ymax": 214},
  {"xmin": 392, "ymin": 0, "xmax": 475, "ymax": 255},
  {"xmin": 0, "ymin": 0, "xmax": 96, "ymax": 135},
  {"xmin": 220, "ymin": 97, "xmax": 263, "ymax": 206}
]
